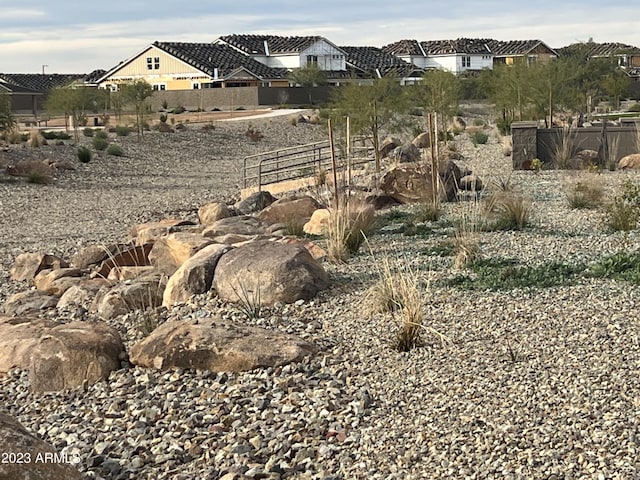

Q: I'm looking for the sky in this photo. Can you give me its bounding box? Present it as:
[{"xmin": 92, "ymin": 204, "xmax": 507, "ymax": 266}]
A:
[{"xmin": 1, "ymin": 0, "xmax": 639, "ymax": 73}]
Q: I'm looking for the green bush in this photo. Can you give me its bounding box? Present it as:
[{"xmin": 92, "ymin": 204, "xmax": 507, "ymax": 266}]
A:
[
  {"xmin": 106, "ymin": 144, "xmax": 124, "ymax": 156},
  {"xmin": 472, "ymin": 131, "xmax": 489, "ymax": 145},
  {"xmin": 57, "ymin": 131, "xmax": 71, "ymax": 140},
  {"xmin": 171, "ymin": 106, "xmax": 185, "ymax": 114},
  {"xmin": 115, "ymin": 125, "xmax": 130, "ymax": 137},
  {"xmin": 83, "ymin": 127, "xmax": 94, "ymax": 137},
  {"xmin": 77, "ymin": 146, "xmax": 92, "ymax": 163},
  {"xmin": 627, "ymin": 103, "xmax": 640, "ymax": 112},
  {"xmin": 92, "ymin": 137, "xmax": 108, "ymax": 151},
  {"xmin": 94, "ymin": 129, "xmax": 108, "ymax": 139},
  {"xmin": 604, "ymin": 179, "xmax": 640, "ymax": 231}
]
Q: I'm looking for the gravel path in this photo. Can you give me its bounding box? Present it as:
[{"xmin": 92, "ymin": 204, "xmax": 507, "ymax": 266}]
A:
[{"xmin": 2, "ymin": 117, "xmax": 640, "ymax": 479}]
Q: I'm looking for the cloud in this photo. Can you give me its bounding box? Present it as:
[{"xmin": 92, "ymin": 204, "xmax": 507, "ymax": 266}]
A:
[{"xmin": 0, "ymin": 8, "xmax": 45, "ymax": 21}]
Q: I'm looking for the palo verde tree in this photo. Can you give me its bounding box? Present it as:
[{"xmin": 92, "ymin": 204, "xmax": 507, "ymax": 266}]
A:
[
  {"xmin": 326, "ymin": 77, "xmax": 409, "ymax": 172},
  {"xmin": 414, "ymin": 69, "xmax": 461, "ymax": 138},
  {"xmin": 289, "ymin": 64, "xmax": 328, "ymax": 105},
  {"xmin": 0, "ymin": 92, "xmax": 17, "ymax": 138},
  {"xmin": 120, "ymin": 79, "xmax": 153, "ymax": 141},
  {"xmin": 45, "ymin": 86, "xmax": 106, "ymax": 143},
  {"xmin": 602, "ymin": 68, "xmax": 631, "ymax": 110}
]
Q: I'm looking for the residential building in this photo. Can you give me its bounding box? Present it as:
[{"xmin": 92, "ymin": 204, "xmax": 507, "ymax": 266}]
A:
[
  {"xmin": 97, "ymin": 41, "xmax": 289, "ymax": 91},
  {"xmin": 383, "ymin": 38, "xmax": 493, "ymax": 74},
  {"xmin": 340, "ymin": 46, "xmax": 424, "ymax": 84},
  {"xmin": 486, "ymin": 39, "xmax": 558, "ymax": 65}
]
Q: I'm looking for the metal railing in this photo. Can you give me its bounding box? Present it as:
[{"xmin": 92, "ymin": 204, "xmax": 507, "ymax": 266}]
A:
[{"xmin": 242, "ymin": 138, "xmax": 375, "ymax": 190}]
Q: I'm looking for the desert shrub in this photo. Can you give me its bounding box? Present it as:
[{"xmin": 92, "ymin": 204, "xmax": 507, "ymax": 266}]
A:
[
  {"xmin": 6, "ymin": 131, "xmax": 26, "ymax": 144},
  {"xmin": 41, "ymin": 131, "xmax": 58, "ymax": 140},
  {"xmin": 627, "ymin": 103, "xmax": 640, "ymax": 112},
  {"xmin": 161, "ymin": 99, "xmax": 168, "ymax": 110},
  {"xmin": 56, "ymin": 131, "xmax": 71, "ymax": 140},
  {"xmin": 565, "ymin": 175, "xmax": 604, "ymax": 209},
  {"xmin": 159, "ymin": 114, "xmax": 168, "ymax": 123},
  {"xmin": 326, "ymin": 201, "xmax": 376, "ymax": 263},
  {"xmin": 6, "ymin": 160, "xmax": 52, "ymax": 184},
  {"xmin": 83, "ymin": 127, "xmax": 94, "ymax": 137},
  {"xmin": 156, "ymin": 122, "xmax": 174, "ymax": 133},
  {"xmin": 171, "ymin": 106, "xmax": 185, "ymax": 114},
  {"xmin": 603, "ymin": 179, "xmax": 640, "ymax": 231},
  {"xmin": 452, "ymin": 205, "xmax": 481, "ymax": 269},
  {"xmin": 94, "ymin": 129, "xmax": 108, "ymax": 140},
  {"xmin": 548, "ymin": 127, "xmax": 579, "ymax": 169},
  {"xmin": 77, "ymin": 146, "xmax": 92, "ymax": 163},
  {"xmin": 472, "ymin": 131, "xmax": 489, "ymax": 145},
  {"xmin": 413, "ymin": 201, "xmax": 441, "ymax": 223},
  {"xmin": 483, "ymin": 191, "xmax": 531, "ymax": 231},
  {"xmin": 588, "ymin": 251, "xmax": 640, "ymax": 284},
  {"xmin": 245, "ymin": 126, "xmax": 264, "ymax": 142},
  {"xmin": 92, "ymin": 137, "xmax": 109, "ymax": 151},
  {"xmin": 473, "ymin": 118, "xmax": 485, "ymax": 127},
  {"xmin": 115, "ymin": 125, "xmax": 130, "ymax": 137},
  {"xmin": 283, "ymin": 221, "xmax": 306, "ymax": 237},
  {"xmin": 106, "ymin": 144, "xmax": 124, "ymax": 156},
  {"xmin": 201, "ymin": 122, "xmax": 215, "ymax": 131},
  {"xmin": 496, "ymin": 118, "xmax": 512, "ymax": 135},
  {"xmin": 29, "ymin": 130, "xmax": 46, "ymax": 148}
]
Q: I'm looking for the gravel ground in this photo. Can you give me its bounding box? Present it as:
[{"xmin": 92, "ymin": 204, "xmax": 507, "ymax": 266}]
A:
[{"xmin": 2, "ymin": 115, "xmax": 640, "ymax": 479}]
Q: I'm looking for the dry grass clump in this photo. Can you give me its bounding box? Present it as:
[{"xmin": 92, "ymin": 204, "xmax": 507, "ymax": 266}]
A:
[
  {"xmin": 565, "ymin": 174, "xmax": 605, "ymax": 209},
  {"xmin": 603, "ymin": 178, "xmax": 640, "ymax": 231},
  {"xmin": 549, "ymin": 127, "xmax": 579, "ymax": 169},
  {"xmin": 414, "ymin": 201, "xmax": 441, "ymax": 222},
  {"xmin": 5, "ymin": 160, "xmax": 53, "ymax": 184},
  {"xmin": 483, "ymin": 179, "xmax": 531, "ymax": 231},
  {"xmin": 453, "ymin": 205, "xmax": 482, "ymax": 269},
  {"xmin": 29, "ymin": 129, "xmax": 46, "ymax": 148},
  {"xmin": 326, "ymin": 199, "xmax": 376, "ymax": 263}
]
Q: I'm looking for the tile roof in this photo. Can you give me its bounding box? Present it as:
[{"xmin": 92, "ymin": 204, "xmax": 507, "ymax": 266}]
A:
[
  {"xmin": 341, "ymin": 46, "xmax": 423, "ymax": 78},
  {"xmin": 485, "ymin": 39, "xmax": 553, "ymax": 56},
  {"xmin": 0, "ymin": 73, "xmax": 87, "ymax": 92},
  {"xmin": 420, "ymin": 38, "xmax": 491, "ymax": 55},
  {"xmin": 382, "ymin": 39, "xmax": 424, "ymax": 56},
  {"xmin": 556, "ymin": 42, "xmax": 640, "ymax": 58},
  {"xmin": 153, "ymin": 42, "xmax": 286, "ymax": 79},
  {"xmin": 0, "ymin": 78, "xmax": 42, "ymax": 94},
  {"xmin": 219, "ymin": 34, "xmax": 327, "ymax": 55}
]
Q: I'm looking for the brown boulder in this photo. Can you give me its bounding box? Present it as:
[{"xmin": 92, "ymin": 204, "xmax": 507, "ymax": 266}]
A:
[
  {"xmin": 129, "ymin": 218, "xmax": 196, "ymax": 238},
  {"xmin": 0, "ymin": 316, "xmax": 58, "ymax": 374},
  {"xmin": 29, "ymin": 321, "xmax": 124, "ymax": 392},
  {"xmin": 203, "ymin": 215, "xmax": 269, "ymax": 238},
  {"xmin": 2, "ymin": 290, "xmax": 59, "ymax": 316},
  {"xmin": 452, "ymin": 116, "xmax": 467, "ymax": 131},
  {"xmin": 92, "ymin": 274, "xmax": 166, "ymax": 320},
  {"xmin": 34, "ymin": 268, "xmax": 82, "ymax": 294},
  {"xmin": 71, "ymin": 244, "xmax": 114, "ymax": 269},
  {"xmin": 391, "ymin": 143, "xmax": 421, "ymax": 163},
  {"xmin": 0, "ymin": 413, "xmax": 82, "ymax": 479},
  {"xmin": 618, "ymin": 153, "xmax": 640, "ymax": 169},
  {"xmin": 411, "ymin": 132, "xmax": 431, "ymax": 149},
  {"xmin": 148, "ymin": 232, "xmax": 214, "ymax": 276},
  {"xmin": 57, "ymin": 280, "xmax": 107, "ymax": 310},
  {"xmin": 380, "ymin": 163, "xmax": 444, "ymax": 204},
  {"xmin": 458, "ymin": 174, "xmax": 484, "ymax": 192},
  {"xmin": 257, "ymin": 195, "xmax": 322, "ymax": 227},
  {"xmin": 379, "ymin": 136, "xmax": 401, "ymax": 158},
  {"xmin": 213, "ymin": 239, "xmax": 329, "ymax": 305},
  {"xmin": 107, "ymin": 265, "xmax": 157, "ymax": 281},
  {"xmin": 303, "ymin": 208, "xmax": 331, "ymax": 235},
  {"xmin": 198, "ymin": 202, "xmax": 232, "ymax": 226},
  {"xmin": 162, "ymin": 243, "xmax": 231, "ymax": 307},
  {"xmin": 129, "ymin": 317, "xmax": 316, "ymax": 372},
  {"xmin": 234, "ymin": 191, "xmax": 277, "ymax": 214},
  {"xmin": 10, "ymin": 252, "xmax": 68, "ymax": 282}
]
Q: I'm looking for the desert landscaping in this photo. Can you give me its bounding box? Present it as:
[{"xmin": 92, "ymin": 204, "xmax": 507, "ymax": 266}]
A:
[{"xmin": 2, "ymin": 108, "xmax": 640, "ymax": 480}]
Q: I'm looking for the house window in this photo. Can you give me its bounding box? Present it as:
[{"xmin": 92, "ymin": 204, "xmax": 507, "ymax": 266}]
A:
[
  {"xmin": 146, "ymin": 57, "xmax": 153, "ymax": 70},
  {"xmin": 192, "ymin": 83, "xmax": 200, "ymax": 89},
  {"xmin": 462, "ymin": 56, "xmax": 471, "ymax": 68},
  {"xmin": 154, "ymin": 57, "xmax": 160, "ymax": 69},
  {"xmin": 307, "ymin": 55, "xmax": 318, "ymax": 65},
  {"xmin": 152, "ymin": 84, "xmax": 166, "ymax": 91}
]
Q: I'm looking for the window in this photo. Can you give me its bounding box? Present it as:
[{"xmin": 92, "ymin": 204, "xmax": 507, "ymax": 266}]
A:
[
  {"xmin": 192, "ymin": 83, "xmax": 200, "ymax": 89},
  {"xmin": 306, "ymin": 55, "xmax": 318, "ymax": 65},
  {"xmin": 146, "ymin": 57, "xmax": 153, "ymax": 70},
  {"xmin": 154, "ymin": 57, "xmax": 160, "ymax": 70},
  {"xmin": 462, "ymin": 56, "xmax": 471, "ymax": 68},
  {"xmin": 152, "ymin": 84, "xmax": 166, "ymax": 91}
]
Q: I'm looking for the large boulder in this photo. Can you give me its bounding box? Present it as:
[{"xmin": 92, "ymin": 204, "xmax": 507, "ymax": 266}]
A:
[
  {"xmin": 202, "ymin": 215, "xmax": 269, "ymax": 238},
  {"xmin": 379, "ymin": 136, "xmax": 401, "ymax": 158},
  {"xmin": 458, "ymin": 174, "xmax": 484, "ymax": 192},
  {"xmin": 148, "ymin": 232, "xmax": 214, "ymax": 276},
  {"xmin": 2, "ymin": 290, "xmax": 59, "ymax": 316},
  {"xmin": 198, "ymin": 202, "xmax": 232, "ymax": 226},
  {"xmin": 0, "ymin": 316, "xmax": 58, "ymax": 374},
  {"xmin": 34, "ymin": 268, "xmax": 82, "ymax": 294},
  {"xmin": 213, "ymin": 239, "xmax": 329, "ymax": 305},
  {"xmin": 162, "ymin": 243, "xmax": 232, "ymax": 307},
  {"xmin": 129, "ymin": 317, "xmax": 316, "ymax": 372},
  {"xmin": 10, "ymin": 252, "xmax": 68, "ymax": 282},
  {"xmin": 92, "ymin": 274, "xmax": 166, "ymax": 320},
  {"xmin": 618, "ymin": 153, "xmax": 640, "ymax": 169},
  {"xmin": 452, "ymin": 116, "xmax": 467, "ymax": 131},
  {"xmin": 380, "ymin": 163, "xmax": 444, "ymax": 204},
  {"xmin": 129, "ymin": 218, "xmax": 196, "ymax": 239},
  {"xmin": 29, "ymin": 321, "xmax": 124, "ymax": 392},
  {"xmin": 411, "ymin": 132, "xmax": 431, "ymax": 149},
  {"xmin": 235, "ymin": 191, "xmax": 277, "ymax": 214},
  {"xmin": 257, "ymin": 195, "xmax": 322, "ymax": 228},
  {"xmin": 57, "ymin": 280, "xmax": 107, "ymax": 310},
  {"xmin": 0, "ymin": 413, "xmax": 82, "ymax": 479},
  {"xmin": 390, "ymin": 143, "xmax": 421, "ymax": 163},
  {"xmin": 303, "ymin": 208, "xmax": 331, "ymax": 235}
]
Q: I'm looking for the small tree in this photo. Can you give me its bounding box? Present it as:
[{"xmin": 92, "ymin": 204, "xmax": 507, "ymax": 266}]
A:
[
  {"xmin": 415, "ymin": 69, "xmax": 461, "ymax": 139},
  {"xmin": 0, "ymin": 92, "xmax": 17, "ymax": 138},
  {"xmin": 327, "ymin": 78, "xmax": 409, "ymax": 172},
  {"xmin": 289, "ymin": 64, "xmax": 328, "ymax": 105},
  {"xmin": 120, "ymin": 80, "xmax": 153, "ymax": 141},
  {"xmin": 45, "ymin": 86, "xmax": 103, "ymax": 143},
  {"xmin": 603, "ymin": 69, "xmax": 631, "ymax": 111}
]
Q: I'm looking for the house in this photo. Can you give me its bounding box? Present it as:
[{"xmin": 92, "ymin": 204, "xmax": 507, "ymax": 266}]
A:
[
  {"xmin": 486, "ymin": 39, "xmax": 558, "ymax": 65},
  {"xmin": 340, "ymin": 46, "xmax": 424, "ymax": 84},
  {"xmin": 382, "ymin": 38, "xmax": 493, "ymax": 74},
  {"xmin": 0, "ymin": 77, "xmax": 41, "ymax": 115},
  {"xmin": 97, "ymin": 41, "xmax": 289, "ymax": 91},
  {"xmin": 215, "ymin": 34, "xmax": 348, "ymax": 84},
  {"xmin": 557, "ymin": 41, "xmax": 640, "ymax": 80}
]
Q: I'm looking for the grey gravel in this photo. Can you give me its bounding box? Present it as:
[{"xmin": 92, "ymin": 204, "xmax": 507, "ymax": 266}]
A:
[{"xmin": 2, "ymin": 117, "xmax": 640, "ymax": 479}]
